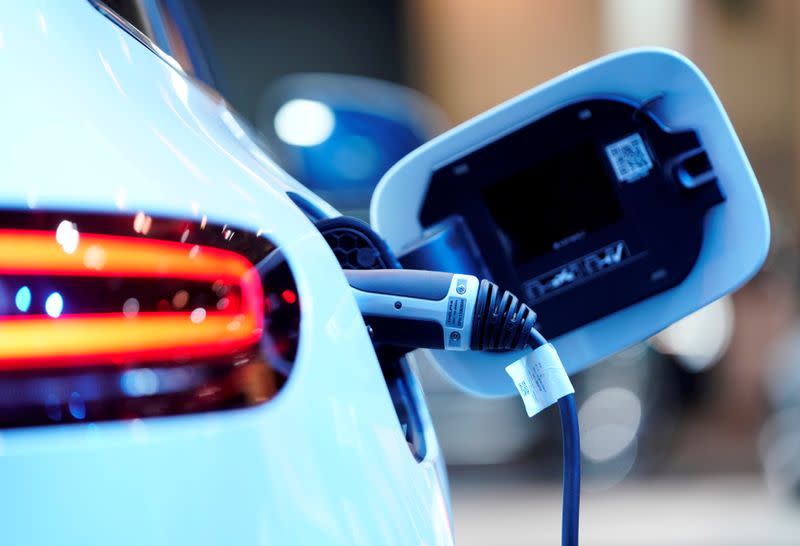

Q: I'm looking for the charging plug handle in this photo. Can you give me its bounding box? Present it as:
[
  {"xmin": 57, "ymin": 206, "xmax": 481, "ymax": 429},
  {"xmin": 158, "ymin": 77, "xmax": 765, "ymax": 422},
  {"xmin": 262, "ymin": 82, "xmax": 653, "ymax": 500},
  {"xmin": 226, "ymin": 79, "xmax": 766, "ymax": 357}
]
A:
[
  {"xmin": 344, "ymin": 269, "xmax": 539, "ymax": 352},
  {"xmin": 471, "ymin": 278, "xmax": 538, "ymax": 351},
  {"xmin": 345, "ymin": 269, "xmax": 454, "ymax": 301}
]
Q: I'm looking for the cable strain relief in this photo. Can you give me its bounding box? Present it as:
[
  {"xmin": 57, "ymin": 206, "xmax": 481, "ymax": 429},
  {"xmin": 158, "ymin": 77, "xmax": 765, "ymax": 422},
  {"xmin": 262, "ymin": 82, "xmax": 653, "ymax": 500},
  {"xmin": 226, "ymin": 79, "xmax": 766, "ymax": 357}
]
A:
[{"xmin": 470, "ymin": 279, "xmax": 537, "ymax": 351}]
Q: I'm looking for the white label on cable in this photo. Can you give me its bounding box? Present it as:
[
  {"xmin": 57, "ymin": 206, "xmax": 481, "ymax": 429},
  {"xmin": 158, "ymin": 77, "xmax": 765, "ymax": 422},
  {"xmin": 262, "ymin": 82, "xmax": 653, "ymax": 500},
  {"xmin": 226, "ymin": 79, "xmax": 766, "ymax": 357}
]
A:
[{"xmin": 505, "ymin": 343, "xmax": 574, "ymax": 418}]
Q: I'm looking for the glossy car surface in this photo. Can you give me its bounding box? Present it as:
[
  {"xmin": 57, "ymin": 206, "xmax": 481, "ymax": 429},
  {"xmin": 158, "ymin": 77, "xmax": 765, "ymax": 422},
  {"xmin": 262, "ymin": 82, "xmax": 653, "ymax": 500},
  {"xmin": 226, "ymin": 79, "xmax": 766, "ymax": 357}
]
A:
[{"xmin": 0, "ymin": 2, "xmax": 452, "ymax": 544}]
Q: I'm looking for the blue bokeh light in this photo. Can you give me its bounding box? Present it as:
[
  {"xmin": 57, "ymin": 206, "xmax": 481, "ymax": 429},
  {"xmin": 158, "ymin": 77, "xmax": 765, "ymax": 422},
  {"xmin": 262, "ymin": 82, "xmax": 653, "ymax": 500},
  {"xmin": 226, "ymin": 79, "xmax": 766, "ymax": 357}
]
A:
[
  {"xmin": 15, "ymin": 286, "xmax": 31, "ymax": 312},
  {"xmin": 68, "ymin": 392, "xmax": 86, "ymax": 420}
]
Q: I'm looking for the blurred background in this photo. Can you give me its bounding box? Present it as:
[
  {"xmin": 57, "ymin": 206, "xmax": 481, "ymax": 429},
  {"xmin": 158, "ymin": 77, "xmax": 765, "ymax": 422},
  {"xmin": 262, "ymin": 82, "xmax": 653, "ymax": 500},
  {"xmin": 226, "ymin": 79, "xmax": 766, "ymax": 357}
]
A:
[{"xmin": 189, "ymin": 0, "xmax": 800, "ymax": 544}]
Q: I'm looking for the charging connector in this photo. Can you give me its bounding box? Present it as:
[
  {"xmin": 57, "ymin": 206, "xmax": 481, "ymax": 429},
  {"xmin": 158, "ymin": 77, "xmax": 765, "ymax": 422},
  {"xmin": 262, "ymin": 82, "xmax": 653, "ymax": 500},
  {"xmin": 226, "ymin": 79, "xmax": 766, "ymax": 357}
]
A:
[
  {"xmin": 345, "ymin": 268, "xmax": 580, "ymax": 546},
  {"xmin": 345, "ymin": 269, "xmax": 479, "ymax": 350},
  {"xmin": 345, "ymin": 270, "xmax": 539, "ymax": 352}
]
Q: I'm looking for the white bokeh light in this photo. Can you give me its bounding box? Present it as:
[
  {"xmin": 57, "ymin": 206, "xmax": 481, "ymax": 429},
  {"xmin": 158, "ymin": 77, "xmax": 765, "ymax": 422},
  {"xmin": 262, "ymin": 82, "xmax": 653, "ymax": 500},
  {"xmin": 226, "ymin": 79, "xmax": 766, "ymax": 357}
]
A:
[
  {"xmin": 190, "ymin": 307, "xmax": 206, "ymax": 324},
  {"xmin": 274, "ymin": 99, "xmax": 335, "ymax": 147},
  {"xmin": 45, "ymin": 292, "xmax": 64, "ymax": 318},
  {"xmin": 650, "ymin": 296, "xmax": 734, "ymax": 372},
  {"xmin": 579, "ymin": 387, "xmax": 643, "ymax": 462},
  {"xmin": 55, "ymin": 220, "xmax": 79, "ymax": 254}
]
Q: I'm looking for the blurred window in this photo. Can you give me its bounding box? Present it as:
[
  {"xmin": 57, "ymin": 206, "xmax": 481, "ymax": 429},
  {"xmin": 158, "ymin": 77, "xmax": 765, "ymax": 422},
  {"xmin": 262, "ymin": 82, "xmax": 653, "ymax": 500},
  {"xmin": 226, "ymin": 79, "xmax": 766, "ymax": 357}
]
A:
[
  {"xmin": 93, "ymin": 0, "xmax": 154, "ymax": 41},
  {"xmin": 90, "ymin": 0, "xmax": 221, "ymax": 91}
]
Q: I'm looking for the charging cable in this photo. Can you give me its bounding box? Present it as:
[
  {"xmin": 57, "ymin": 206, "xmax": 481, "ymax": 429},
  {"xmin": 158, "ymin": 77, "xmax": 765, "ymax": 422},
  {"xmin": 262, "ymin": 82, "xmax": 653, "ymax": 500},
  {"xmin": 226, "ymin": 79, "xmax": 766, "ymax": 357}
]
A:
[{"xmin": 345, "ymin": 269, "xmax": 580, "ymax": 546}]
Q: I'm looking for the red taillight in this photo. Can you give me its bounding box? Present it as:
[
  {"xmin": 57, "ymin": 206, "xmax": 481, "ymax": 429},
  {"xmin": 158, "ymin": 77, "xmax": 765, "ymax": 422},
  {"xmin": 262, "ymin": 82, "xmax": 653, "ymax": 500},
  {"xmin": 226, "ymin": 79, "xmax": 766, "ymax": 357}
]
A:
[
  {"xmin": 0, "ymin": 211, "xmax": 301, "ymax": 428},
  {"xmin": 0, "ymin": 230, "xmax": 264, "ymax": 369},
  {"xmin": 280, "ymin": 289, "xmax": 297, "ymax": 305}
]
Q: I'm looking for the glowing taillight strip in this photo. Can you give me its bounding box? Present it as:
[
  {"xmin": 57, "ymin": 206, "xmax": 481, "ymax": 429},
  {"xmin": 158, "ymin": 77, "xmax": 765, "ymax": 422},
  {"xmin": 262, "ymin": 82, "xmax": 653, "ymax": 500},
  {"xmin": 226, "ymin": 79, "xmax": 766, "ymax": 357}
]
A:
[
  {"xmin": 0, "ymin": 230, "xmax": 252, "ymax": 281},
  {"xmin": 0, "ymin": 312, "xmax": 261, "ymax": 369},
  {"xmin": 0, "ymin": 229, "xmax": 265, "ymax": 367}
]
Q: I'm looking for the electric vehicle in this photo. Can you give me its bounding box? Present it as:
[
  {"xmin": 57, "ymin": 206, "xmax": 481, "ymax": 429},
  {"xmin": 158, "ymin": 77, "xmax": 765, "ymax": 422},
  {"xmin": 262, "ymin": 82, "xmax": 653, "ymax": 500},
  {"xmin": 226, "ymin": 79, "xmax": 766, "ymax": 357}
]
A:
[
  {"xmin": 0, "ymin": 2, "xmax": 769, "ymax": 545},
  {"xmin": 0, "ymin": 2, "xmax": 454, "ymax": 544}
]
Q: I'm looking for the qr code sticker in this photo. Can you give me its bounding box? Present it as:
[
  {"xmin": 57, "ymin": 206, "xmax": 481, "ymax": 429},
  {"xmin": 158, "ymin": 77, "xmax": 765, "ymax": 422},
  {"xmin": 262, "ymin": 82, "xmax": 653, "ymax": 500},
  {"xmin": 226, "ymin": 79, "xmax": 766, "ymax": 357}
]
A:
[{"xmin": 605, "ymin": 133, "xmax": 653, "ymax": 183}]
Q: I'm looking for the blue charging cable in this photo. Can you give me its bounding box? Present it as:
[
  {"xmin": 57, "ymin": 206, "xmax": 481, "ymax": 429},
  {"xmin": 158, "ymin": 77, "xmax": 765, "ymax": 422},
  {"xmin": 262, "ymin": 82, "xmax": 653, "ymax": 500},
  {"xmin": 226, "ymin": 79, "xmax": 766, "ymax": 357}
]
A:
[{"xmin": 557, "ymin": 394, "xmax": 580, "ymax": 546}]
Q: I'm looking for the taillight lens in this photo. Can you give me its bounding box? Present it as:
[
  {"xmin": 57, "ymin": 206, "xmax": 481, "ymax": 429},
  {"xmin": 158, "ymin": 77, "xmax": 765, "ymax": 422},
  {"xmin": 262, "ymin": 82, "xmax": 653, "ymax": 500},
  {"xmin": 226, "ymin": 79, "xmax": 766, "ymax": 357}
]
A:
[{"xmin": 0, "ymin": 211, "xmax": 300, "ymax": 427}]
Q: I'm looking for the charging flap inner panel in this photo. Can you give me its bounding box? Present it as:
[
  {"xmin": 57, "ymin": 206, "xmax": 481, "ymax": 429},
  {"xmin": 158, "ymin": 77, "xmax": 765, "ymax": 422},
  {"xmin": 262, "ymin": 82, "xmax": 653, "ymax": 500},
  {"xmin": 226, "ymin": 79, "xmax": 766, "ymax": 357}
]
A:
[{"xmin": 371, "ymin": 48, "xmax": 769, "ymax": 397}]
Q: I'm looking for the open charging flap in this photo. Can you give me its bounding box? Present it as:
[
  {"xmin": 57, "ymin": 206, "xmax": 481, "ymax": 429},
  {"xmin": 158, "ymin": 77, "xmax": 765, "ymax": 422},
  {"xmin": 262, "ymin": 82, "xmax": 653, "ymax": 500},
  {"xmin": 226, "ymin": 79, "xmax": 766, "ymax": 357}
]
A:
[{"xmin": 370, "ymin": 48, "xmax": 770, "ymax": 397}]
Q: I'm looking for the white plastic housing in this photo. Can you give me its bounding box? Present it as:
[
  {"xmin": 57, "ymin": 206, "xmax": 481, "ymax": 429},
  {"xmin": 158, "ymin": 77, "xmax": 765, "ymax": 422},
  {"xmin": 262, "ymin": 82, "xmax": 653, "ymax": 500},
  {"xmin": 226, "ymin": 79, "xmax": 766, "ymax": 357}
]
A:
[
  {"xmin": 371, "ymin": 48, "xmax": 770, "ymax": 397},
  {"xmin": 349, "ymin": 273, "xmax": 479, "ymax": 350}
]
